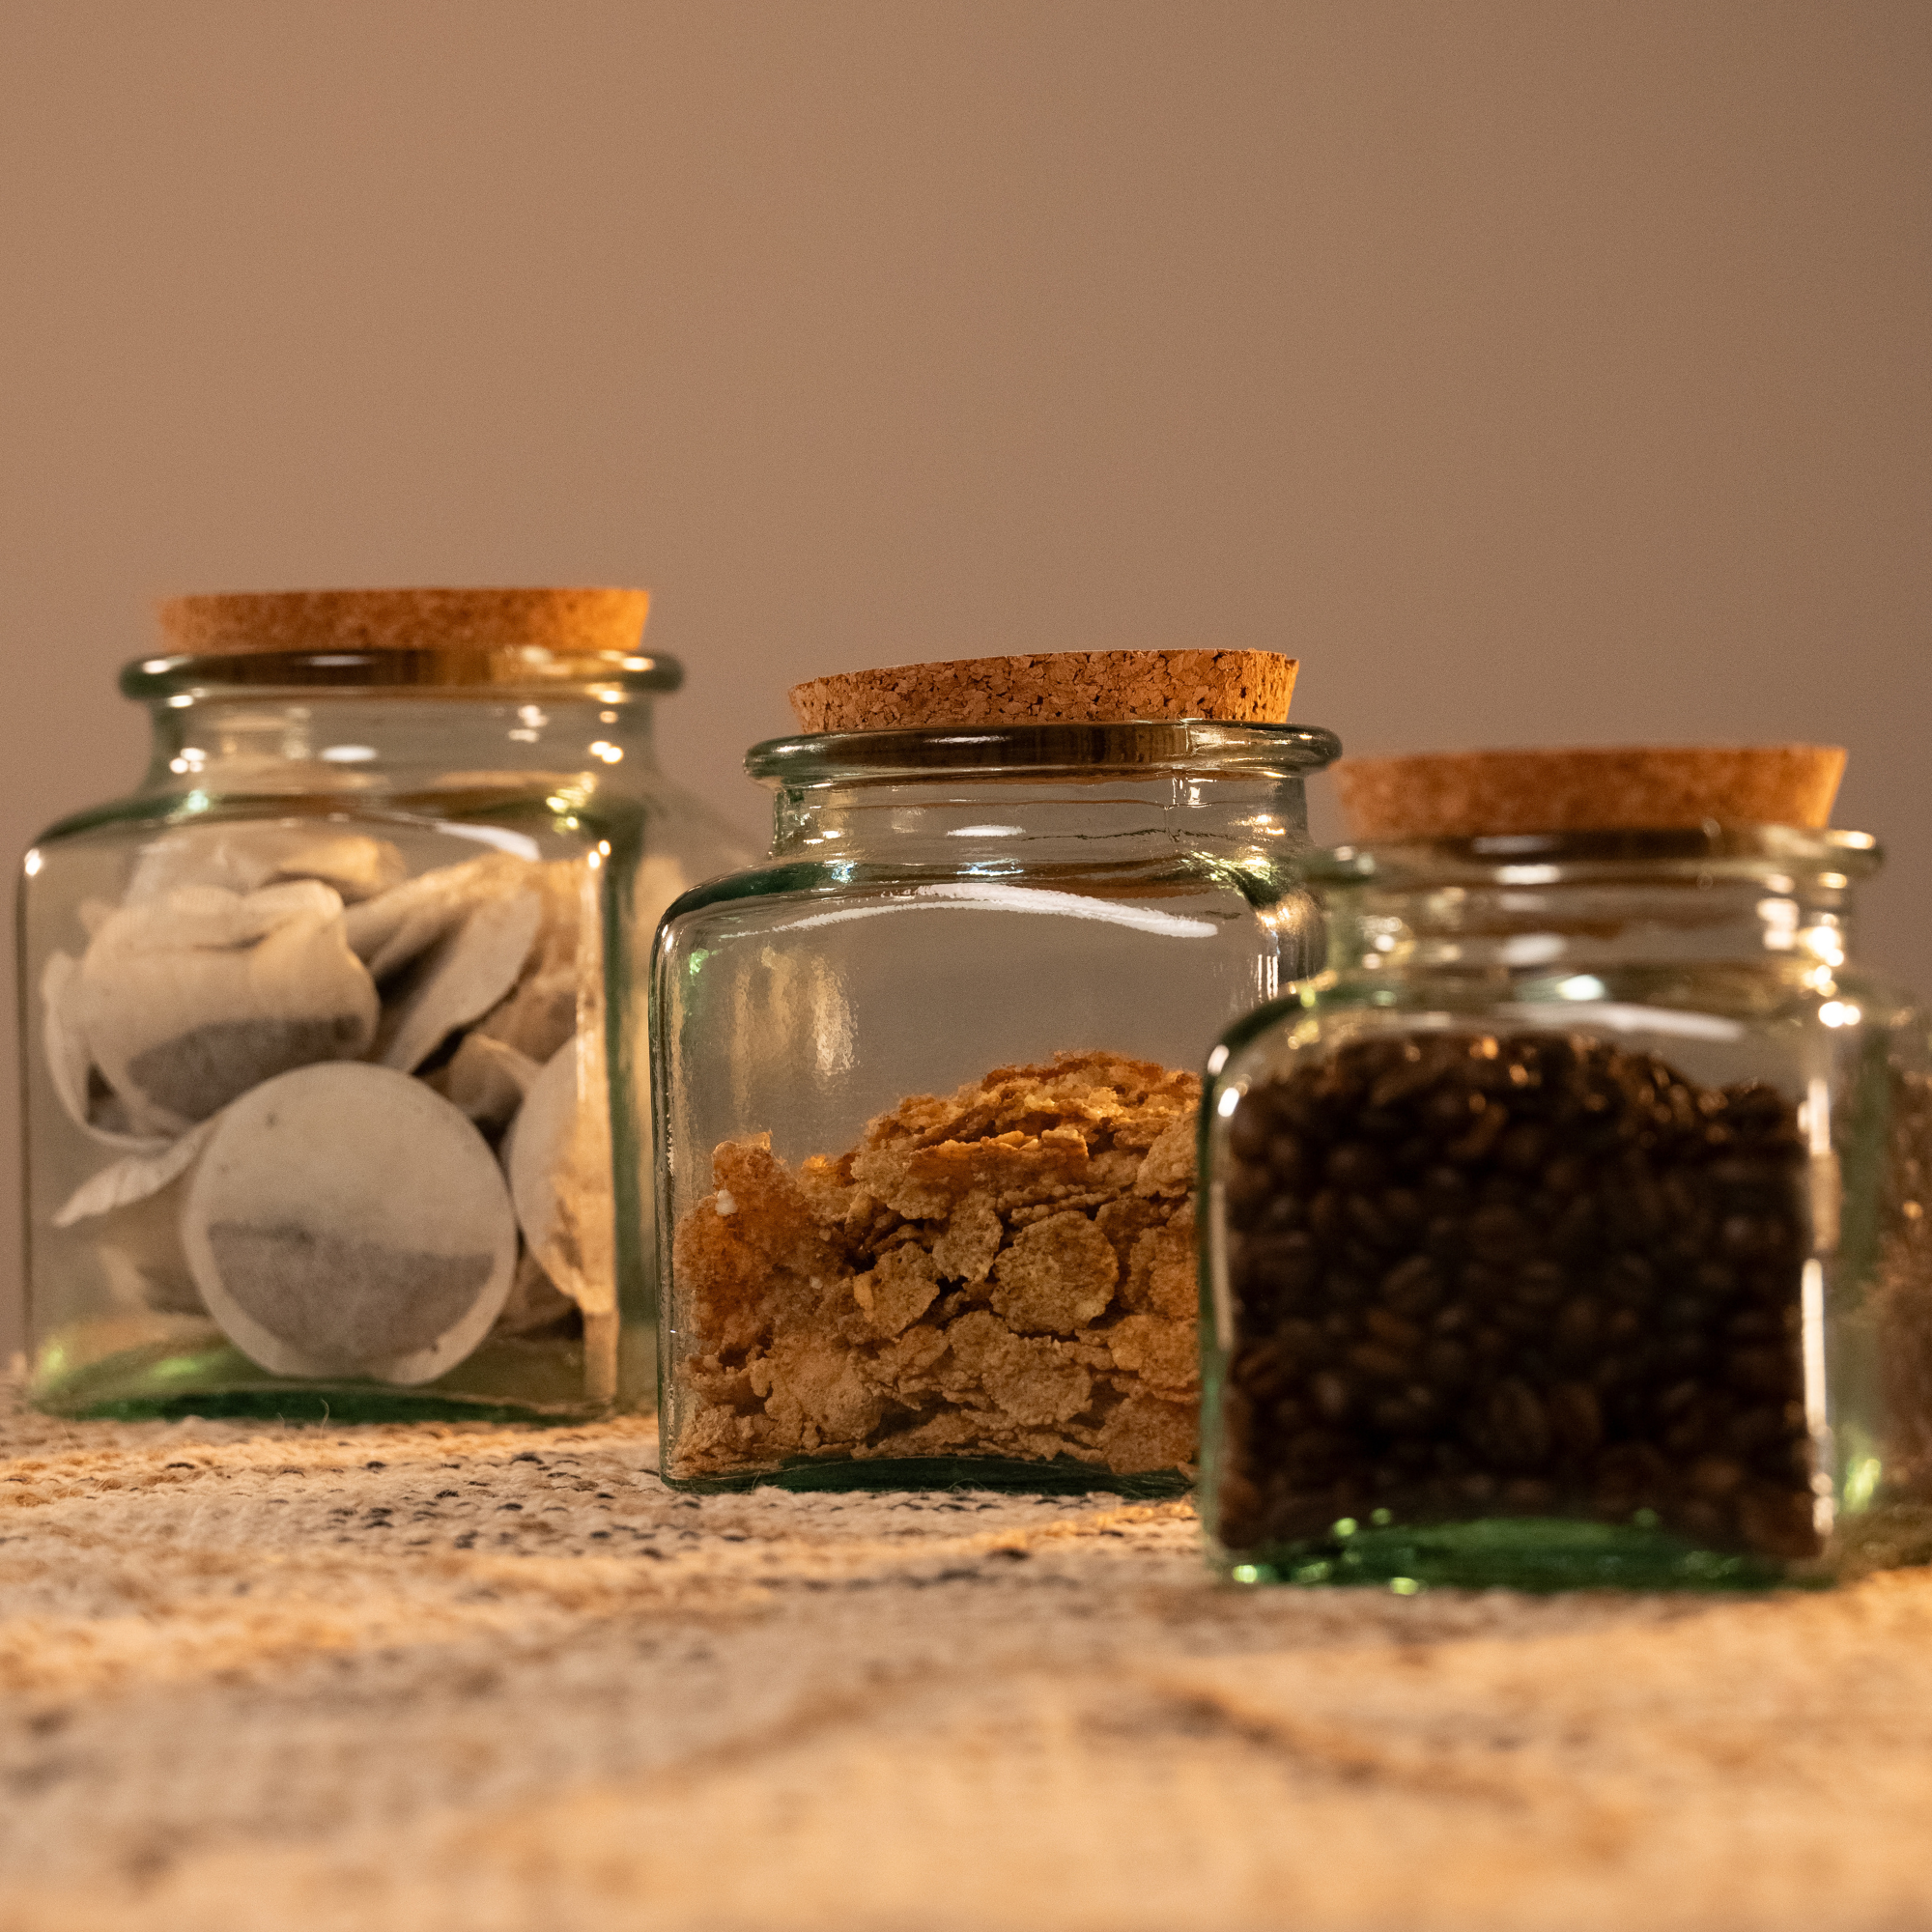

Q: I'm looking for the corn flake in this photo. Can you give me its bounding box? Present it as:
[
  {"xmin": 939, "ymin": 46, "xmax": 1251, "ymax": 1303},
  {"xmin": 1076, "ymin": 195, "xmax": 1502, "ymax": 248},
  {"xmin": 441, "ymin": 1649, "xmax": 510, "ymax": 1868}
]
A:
[{"xmin": 667, "ymin": 1051, "xmax": 1203, "ymax": 1480}]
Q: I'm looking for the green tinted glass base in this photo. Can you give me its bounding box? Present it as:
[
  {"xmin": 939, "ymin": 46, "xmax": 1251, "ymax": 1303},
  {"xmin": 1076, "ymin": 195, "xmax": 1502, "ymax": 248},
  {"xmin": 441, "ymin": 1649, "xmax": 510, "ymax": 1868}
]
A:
[
  {"xmin": 1222, "ymin": 1517, "xmax": 1820, "ymax": 1593},
  {"xmin": 666, "ymin": 1454, "xmax": 1191, "ymax": 1497},
  {"xmin": 29, "ymin": 1330, "xmax": 619, "ymax": 1427}
]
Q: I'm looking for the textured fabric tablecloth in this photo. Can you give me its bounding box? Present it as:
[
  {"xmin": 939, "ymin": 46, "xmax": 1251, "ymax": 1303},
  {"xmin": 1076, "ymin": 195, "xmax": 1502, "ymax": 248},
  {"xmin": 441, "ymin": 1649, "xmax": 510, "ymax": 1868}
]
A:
[{"xmin": 2, "ymin": 1388, "xmax": 1930, "ymax": 1932}]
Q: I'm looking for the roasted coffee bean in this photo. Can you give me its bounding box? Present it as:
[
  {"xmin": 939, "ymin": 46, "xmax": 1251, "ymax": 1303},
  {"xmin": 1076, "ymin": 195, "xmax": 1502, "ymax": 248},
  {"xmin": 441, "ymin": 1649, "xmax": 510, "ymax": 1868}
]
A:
[
  {"xmin": 1309, "ymin": 1371, "xmax": 1354, "ymax": 1423},
  {"xmin": 1421, "ymin": 1165, "xmax": 1472, "ymax": 1214},
  {"xmin": 1516, "ymin": 1261, "xmax": 1567, "ymax": 1307},
  {"xmin": 1468, "ymin": 1204, "xmax": 1534, "ymax": 1266},
  {"xmin": 1486, "ymin": 1379, "xmax": 1552, "ymax": 1468},
  {"xmin": 1498, "ymin": 1122, "xmax": 1551, "ymax": 1175},
  {"xmin": 1228, "ymin": 1104, "xmax": 1274, "ymax": 1163},
  {"xmin": 1346, "ymin": 1193, "xmax": 1406, "ymax": 1251},
  {"xmin": 1255, "ymin": 1193, "xmax": 1306, "ymax": 1232},
  {"xmin": 1216, "ymin": 1030, "xmax": 1816, "ymax": 1564},
  {"xmin": 1370, "ymin": 1054, "xmax": 1442, "ymax": 1110},
  {"xmin": 1548, "ymin": 1381, "xmax": 1604, "ymax": 1459},
  {"xmin": 1553, "ymin": 1295, "xmax": 1604, "ymax": 1360},
  {"xmin": 1326, "ymin": 1143, "xmax": 1386, "ymax": 1192},
  {"xmin": 1267, "ymin": 1135, "xmax": 1310, "ymax": 1189},
  {"xmin": 1447, "ymin": 1105, "xmax": 1510, "ymax": 1162},
  {"xmin": 1383, "ymin": 1254, "xmax": 1445, "ymax": 1317},
  {"xmin": 1308, "ymin": 1190, "xmax": 1347, "ymax": 1244},
  {"xmin": 1225, "ymin": 1164, "xmax": 1278, "ymax": 1223},
  {"xmin": 1687, "ymin": 1454, "xmax": 1746, "ymax": 1501}
]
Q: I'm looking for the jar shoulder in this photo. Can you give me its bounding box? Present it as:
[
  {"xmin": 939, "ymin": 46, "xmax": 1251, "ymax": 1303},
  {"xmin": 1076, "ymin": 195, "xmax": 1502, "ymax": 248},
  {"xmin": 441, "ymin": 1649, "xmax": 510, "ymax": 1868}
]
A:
[
  {"xmin": 1285, "ymin": 958, "xmax": 1918, "ymax": 1027},
  {"xmin": 658, "ymin": 852, "xmax": 1315, "ymax": 929},
  {"xmin": 21, "ymin": 782, "xmax": 660, "ymax": 867}
]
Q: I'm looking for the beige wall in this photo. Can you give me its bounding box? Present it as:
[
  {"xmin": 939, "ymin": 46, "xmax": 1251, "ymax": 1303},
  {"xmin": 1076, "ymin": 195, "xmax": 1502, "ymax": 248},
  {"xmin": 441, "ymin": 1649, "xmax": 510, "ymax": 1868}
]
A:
[{"xmin": 1, "ymin": 1, "xmax": 1926, "ymax": 1357}]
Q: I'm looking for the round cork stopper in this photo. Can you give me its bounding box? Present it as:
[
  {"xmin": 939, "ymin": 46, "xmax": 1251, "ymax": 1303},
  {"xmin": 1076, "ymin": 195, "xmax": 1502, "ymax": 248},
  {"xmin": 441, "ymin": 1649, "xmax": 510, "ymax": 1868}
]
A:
[
  {"xmin": 156, "ymin": 587, "xmax": 651, "ymax": 658},
  {"xmin": 1333, "ymin": 745, "xmax": 1846, "ymax": 840},
  {"xmin": 788, "ymin": 650, "xmax": 1297, "ymax": 732}
]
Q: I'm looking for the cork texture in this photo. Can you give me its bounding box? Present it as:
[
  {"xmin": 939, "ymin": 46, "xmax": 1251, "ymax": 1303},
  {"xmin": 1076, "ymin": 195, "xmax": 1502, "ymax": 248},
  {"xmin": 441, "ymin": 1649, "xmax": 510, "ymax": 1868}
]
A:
[
  {"xmin": 0, "ymin": 1381, "xmax": 1929, "ymax": 1931},
  {"xmin": 157, "ymin": 587, "xmax": 652, "ymax": 657},
  {"xmin": 788, "ymin": 649, "xmax": 1297, "ymax": 731},
  {"xmin": 1334, "ymin": 745, "xmax": 1847, "ymax": 840}
]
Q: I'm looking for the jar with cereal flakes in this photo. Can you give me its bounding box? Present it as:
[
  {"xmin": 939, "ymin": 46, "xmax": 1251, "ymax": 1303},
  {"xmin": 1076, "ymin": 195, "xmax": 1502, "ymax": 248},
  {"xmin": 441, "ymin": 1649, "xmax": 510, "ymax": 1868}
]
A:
[
  {"xmin": 652, "ymin": 650, "xmax": 1339, "ymax": 1490},
  {"xmin": 20, "ymin": 589, "xmax": 751, "ymax": 1422},
  {"xmin": 1199, "ymin": 746, "xmax": 1931, "ymax": 1591}
]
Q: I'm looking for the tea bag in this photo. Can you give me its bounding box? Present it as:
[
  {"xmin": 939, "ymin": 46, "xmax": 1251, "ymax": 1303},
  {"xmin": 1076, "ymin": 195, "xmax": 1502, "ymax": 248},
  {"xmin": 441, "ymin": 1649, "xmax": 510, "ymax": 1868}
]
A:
[
  {"xmin": 40, "ymin": 953, "xmax": 169, "ymax": 1150},
  {"xmin": 468, "ymin": 861, "xmax": 586, "ymax": 1064},
  {"xmin": 374, "ymin": 887, "xmax": 545, "ymax": 1072},
  {"xmin": 502, "ymin": 1040, "xmax": 613, "ymax": 1317},
  {"xmin": 427, "ymin": 1033, "xmax": 540, "ymax": 1129},
  {"xmin": 124, "ymin": 824, "xmax": 407, "ymax": 908},
  {"xmin": 344, "ymin": 852, "xmax": 537, "ymax": 980},
  {"xmin": 73, "ymin": 881, "xmax": 380, "ymax": 1137},
  {"xmin": 180, "ymin": 1062, "xmax": 518, "ymax": 1384}
]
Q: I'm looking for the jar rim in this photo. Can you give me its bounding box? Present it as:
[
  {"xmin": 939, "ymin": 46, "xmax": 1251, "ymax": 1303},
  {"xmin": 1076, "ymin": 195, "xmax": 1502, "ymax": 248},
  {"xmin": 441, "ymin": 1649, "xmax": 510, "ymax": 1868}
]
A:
[
  {"xmin": 120, "ymin": 648, "xmax": 684, "ymax": 700},
  {"xmin": 744, "ymin": 720, "xmax": 1343, "ymax": 784},
  {"xmin": 1310, "ymin": 823, "xmax": 1882, "ymax": 886}
]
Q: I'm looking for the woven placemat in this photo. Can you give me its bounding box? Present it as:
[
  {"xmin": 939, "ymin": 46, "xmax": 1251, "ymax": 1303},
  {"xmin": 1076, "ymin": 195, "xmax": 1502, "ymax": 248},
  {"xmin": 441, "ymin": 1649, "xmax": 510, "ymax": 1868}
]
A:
[{"xmin": 1, "ymin": 1385, "xmax": 1929, "ymax": 1930}]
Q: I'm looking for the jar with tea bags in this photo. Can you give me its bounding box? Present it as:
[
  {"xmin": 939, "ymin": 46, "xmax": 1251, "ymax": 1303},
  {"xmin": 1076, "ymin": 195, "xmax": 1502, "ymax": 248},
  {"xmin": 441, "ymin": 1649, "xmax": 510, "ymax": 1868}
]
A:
[
  {"xmin": 20, "ymin": 588, "xmax": 752, "ymax": 1420},
  {"xmin": 1199, "ymin": 745, "xmax": 1931, "ymax": 1589},
  {"xmin": 652, "ymin": 650, "xmax": 1339, "ymax": 1491}
]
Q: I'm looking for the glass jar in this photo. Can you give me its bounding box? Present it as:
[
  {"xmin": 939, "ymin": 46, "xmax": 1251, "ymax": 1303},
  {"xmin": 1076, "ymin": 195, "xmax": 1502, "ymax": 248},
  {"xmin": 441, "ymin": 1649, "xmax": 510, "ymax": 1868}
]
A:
[
  {"xmin": 20, "ymin": 626, "xmax": 752, "ymax": 1421},
  {"xmin": 1200, "ymin": 825, "xmax": 1930, "ymax": 1589},
  {"xmin": 653, "ymin": 719, "xmax": 1341, "ymax": 1491}
]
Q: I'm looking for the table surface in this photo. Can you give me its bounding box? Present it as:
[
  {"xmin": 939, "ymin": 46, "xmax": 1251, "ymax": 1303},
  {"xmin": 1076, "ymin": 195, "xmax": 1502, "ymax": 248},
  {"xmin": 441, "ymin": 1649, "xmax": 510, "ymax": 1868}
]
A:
[{"xmin": 1, "ymin": 1388, "xmax": 1929, "ymax": 1932}]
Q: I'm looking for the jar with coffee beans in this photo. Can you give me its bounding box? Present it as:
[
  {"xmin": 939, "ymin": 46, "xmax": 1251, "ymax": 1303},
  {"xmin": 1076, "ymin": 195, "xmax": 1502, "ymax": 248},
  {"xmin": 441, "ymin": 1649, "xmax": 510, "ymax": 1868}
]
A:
[{"xmin": 1200, "ymin": 746, "xmax": 1929, "ymax": 1589}]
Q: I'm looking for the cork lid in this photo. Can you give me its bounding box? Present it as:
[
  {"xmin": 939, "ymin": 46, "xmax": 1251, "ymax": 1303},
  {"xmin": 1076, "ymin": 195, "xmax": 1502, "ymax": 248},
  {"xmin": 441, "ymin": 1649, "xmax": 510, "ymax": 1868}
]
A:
[
  {"xmin": 1333, "ymin": 745, "xmax": 1847, "ymax": 840},
  {"xmin": 788, "ymin": 649, "xmax": 1297, "ymax": 732},
  {"xmin": 157, "ymin": 587, "xmax": 651, "ymax": 658}
]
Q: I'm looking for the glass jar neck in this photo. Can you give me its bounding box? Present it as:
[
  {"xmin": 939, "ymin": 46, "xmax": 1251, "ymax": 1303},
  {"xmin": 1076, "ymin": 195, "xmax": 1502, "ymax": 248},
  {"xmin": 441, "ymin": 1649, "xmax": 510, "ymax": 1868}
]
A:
[
  {"xmin": 1316, "ymin": 831, "xmax": 1878, "ymax": 984},
  {"xmin": 138, "ymin": 689, "xmax": 661, "ymax": 799},
  {"xmin": 750, "ymin": 722, "xmax": 1341, "ymax": 870},
  {"xmin": 769, "ymin": 769, "xmax": 1310, "ymax": 868}
]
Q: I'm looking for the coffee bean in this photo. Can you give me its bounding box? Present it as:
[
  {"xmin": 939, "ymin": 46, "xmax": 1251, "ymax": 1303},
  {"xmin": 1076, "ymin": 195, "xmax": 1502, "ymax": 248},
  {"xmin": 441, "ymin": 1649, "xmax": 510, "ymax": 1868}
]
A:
[
  {"xmin": 1447, "ymin": 1105, "xmax": 1510, "ymax": 1162},
  {"xmin": 1225, "ymin": 1165, "xmax": 1277, "ymax": 1223},
  {"xmin": 1308, "ymin": 1191, "xmax": 1347, "ymax": 1244},
  {"xmin": 1382, "ymin": 1254, "xmax": 1444, "ymax": 1316},
  {"xmin": 1348, "ymin": 1343, "xmax": 1411, "ymax": 1381},
  {"xmin": 1325, "ymin": 1143, "xmax": 1385, "ymax": 1192},
  {"xmin": 1216, "ymin": 1029, "xmax": 1816, "ymax": 1566},
  {"xmin": 1228, "ymin": 1104, "xmax": 1273, "ymax": 1164},
  {"xmin": 1548, "ymin": 1381, "xmax": 1604, "ymax": 1458},
  {"xmin": 1516, "ymin": 1261, "xmax": 1567, "ymax": 1307},
  {"xmin": 1729, "ymin": 1347, "xmax": 1795, "ymax": 1399},
  {"xmin": 1427, "ymin": 1089, "xmax": 1480, "ymax": 1134},
  {"xmin": 1309, "ymin": 1371, "xmax": 1354, "ymax": 1424},
  {"xmin": 1487, "ymin": 1379, "xmax": 1552, "ymax": 1468},
  {"xmin": 1346, "ymin": 1193, "xmax": 1406, "ymax": 1252},
  {"xmin": 1468, "ymin": 1204, "xmax": 1533, "ymax": 1266},
  {"xmin": 1370, "ymin": 1054, "xmax": 1443, "ymax": 1110},
  {"xmin": 1687, "ymin": 1454, "xmax": 1745, "ymax": 1500},
  {"xmin": 1364, "ymin": 1307, "xmax": 1424, "ymax": 1350},
  {"xmin": 1544, "ymin": 1153, "xmax": 1589, "ymax": 1197},
  {"xmin": 1502, "ymin": 1478, "xmax": 1558, "ymax": 1514},
  {"xmin": 1421, "ymin": 1166, "xmax": 1472, "ymax": 1214},
  {"xmin": 1553, "ymin": 1295, "xmax": 1604, "ymax": 1360},
  {"xmin": 1498, "ymin": 1122, "xmax": 1550, "ymax": 1174}
]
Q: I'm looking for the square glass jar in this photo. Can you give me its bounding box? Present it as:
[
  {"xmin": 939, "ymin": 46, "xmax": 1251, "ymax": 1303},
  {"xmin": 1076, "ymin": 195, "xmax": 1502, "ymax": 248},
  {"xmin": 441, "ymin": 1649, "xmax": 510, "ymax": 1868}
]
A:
[
  {"xmin": 20, "ymin": 631, "xmax": 751, "ymax": 1421},
  {"xmin": 654, "ymin": 720, "xmax": 1340, "ymax": 1491},
  {"xmin": 1199, "ymin": 827, "xmax": 1930, "ymax": 1589}
]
